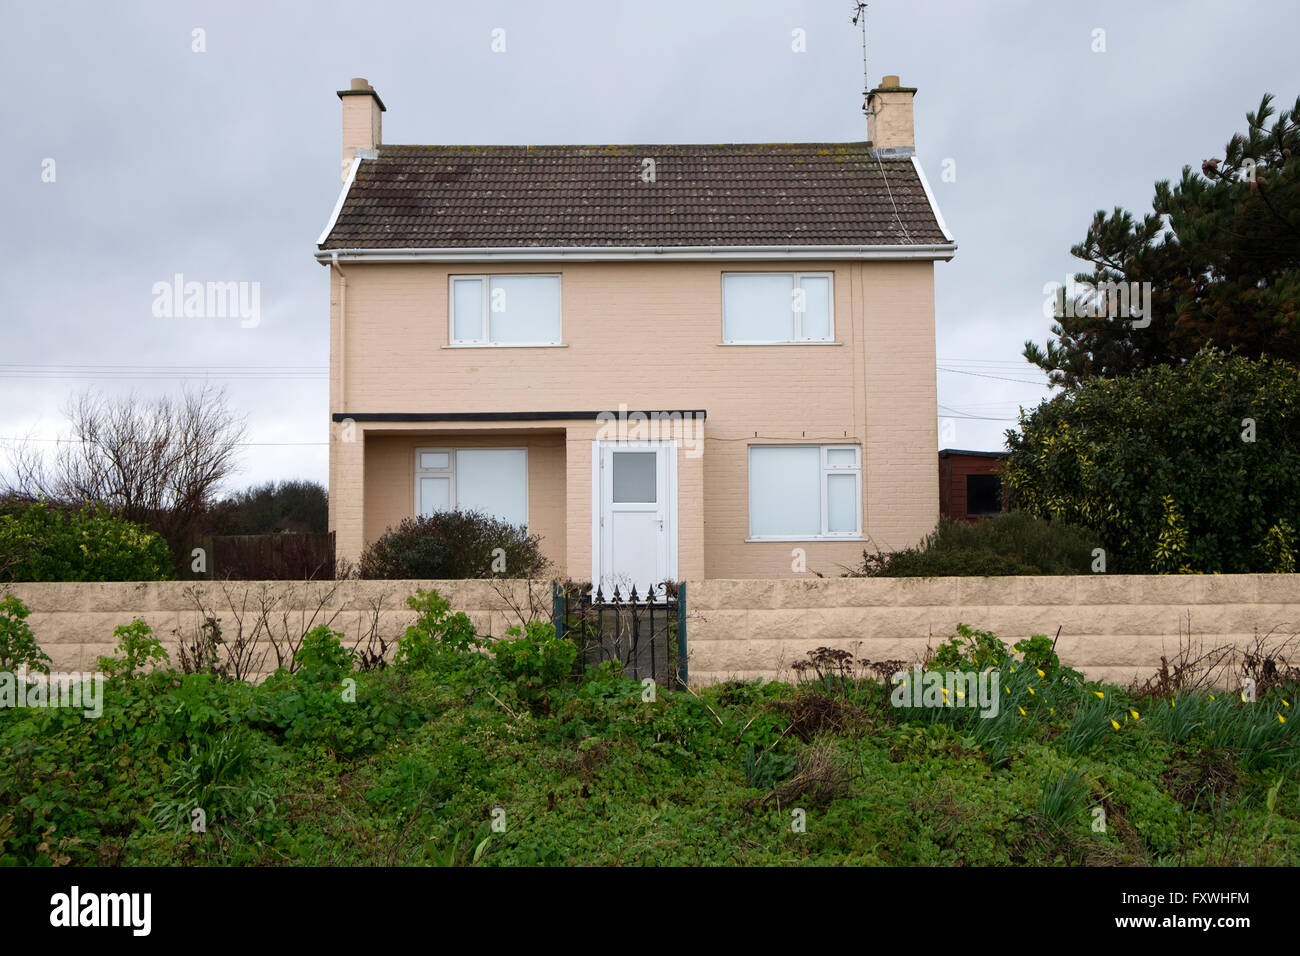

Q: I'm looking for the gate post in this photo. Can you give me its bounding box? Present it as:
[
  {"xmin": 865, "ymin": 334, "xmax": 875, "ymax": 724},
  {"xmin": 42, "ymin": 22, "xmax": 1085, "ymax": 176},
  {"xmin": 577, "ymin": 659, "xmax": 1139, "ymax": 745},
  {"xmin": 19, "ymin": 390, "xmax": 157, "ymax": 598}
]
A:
[
  {"xmin": 552, "ymin": 580, "xmax": 565, "ymax": 642},
  {"xmin": 676, "ymin": 581, "xmax": 688, "ymax": 688}
]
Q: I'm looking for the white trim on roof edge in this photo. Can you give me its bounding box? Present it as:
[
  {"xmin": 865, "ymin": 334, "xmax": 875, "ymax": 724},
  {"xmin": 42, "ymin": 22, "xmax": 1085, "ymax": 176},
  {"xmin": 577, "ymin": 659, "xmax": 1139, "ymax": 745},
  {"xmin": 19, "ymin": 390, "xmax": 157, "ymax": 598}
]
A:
[
  {"xmin": 910, "ymin": 155, "xmax": 954, "ymax": 244},
  {"xmin": 312, "ymin": 243, "xmax": 957, "ymax": 263},
  {"xmin": 316, "ymin": 156, "xmax": 363, "ymax": 247}
]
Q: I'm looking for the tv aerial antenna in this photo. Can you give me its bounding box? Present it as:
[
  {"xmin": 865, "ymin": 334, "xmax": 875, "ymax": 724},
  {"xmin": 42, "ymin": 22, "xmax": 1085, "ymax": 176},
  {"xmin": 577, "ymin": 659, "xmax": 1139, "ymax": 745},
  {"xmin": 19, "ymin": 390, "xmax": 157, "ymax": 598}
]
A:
[{"xmin": 852, "ymin": 2, "xmax": 870, "ymax": 118}]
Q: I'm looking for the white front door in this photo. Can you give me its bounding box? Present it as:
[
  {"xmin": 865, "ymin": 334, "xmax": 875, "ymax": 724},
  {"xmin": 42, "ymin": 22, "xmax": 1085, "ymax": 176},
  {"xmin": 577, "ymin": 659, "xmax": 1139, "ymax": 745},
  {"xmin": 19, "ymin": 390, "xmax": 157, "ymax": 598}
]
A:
[{"xmin": 593, "ymin": 441, "xmax": 676, "ymax": 599}]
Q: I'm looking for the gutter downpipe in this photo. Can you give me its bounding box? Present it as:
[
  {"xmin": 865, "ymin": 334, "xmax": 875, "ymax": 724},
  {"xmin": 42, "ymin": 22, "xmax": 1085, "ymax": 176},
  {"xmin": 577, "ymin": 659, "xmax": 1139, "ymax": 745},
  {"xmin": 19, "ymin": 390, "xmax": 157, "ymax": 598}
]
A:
[{"xmin": 331, "ymin": 252, "xmax": 346, "ymax": 417}]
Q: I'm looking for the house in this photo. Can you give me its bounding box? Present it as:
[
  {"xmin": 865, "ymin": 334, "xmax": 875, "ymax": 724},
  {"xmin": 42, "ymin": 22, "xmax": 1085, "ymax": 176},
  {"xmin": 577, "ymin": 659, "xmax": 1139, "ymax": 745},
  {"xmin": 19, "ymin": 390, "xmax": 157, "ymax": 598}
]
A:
[
  {"xmin": 317, "ymin": 76, "xmax": 955, "ymax": 591},
  {"xmin": 938, "ymin": 449, "xmax": 1009, "ymax": 520}
]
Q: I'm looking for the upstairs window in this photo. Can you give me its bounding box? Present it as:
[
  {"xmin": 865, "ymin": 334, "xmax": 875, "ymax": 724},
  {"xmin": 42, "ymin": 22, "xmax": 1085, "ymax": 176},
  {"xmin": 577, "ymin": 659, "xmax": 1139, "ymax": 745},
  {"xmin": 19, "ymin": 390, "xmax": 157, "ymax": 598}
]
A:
[
  {"xmin": 722, "ymin": 272, "xmax": 833, "ymax": 343},
  {"xmin": 450, "ymin": 275, "xmax": 562, "ymax": 346}
]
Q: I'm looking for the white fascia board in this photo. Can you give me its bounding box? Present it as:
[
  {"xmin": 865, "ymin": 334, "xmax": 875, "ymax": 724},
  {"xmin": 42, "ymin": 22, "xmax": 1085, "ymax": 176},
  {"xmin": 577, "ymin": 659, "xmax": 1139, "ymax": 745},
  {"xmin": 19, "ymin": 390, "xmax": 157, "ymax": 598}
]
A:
[
  {"xmin": 312, "ymin": 243, "xmax": 958, "ymax": 263},
  {"xmin": 316, "ymin": 155, "xmax": 363, "ymax": 248},
  {"xmin": 910, "ymin": 155, "xmax": 955, "ymax": 244}
]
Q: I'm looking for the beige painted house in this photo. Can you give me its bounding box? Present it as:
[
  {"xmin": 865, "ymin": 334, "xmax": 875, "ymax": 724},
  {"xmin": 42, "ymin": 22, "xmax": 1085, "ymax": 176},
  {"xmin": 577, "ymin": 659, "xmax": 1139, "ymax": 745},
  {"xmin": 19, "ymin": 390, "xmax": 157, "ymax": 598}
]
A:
[{"xmin": 317, "ymin": 77, "xmax": 955, "ymax": 590}]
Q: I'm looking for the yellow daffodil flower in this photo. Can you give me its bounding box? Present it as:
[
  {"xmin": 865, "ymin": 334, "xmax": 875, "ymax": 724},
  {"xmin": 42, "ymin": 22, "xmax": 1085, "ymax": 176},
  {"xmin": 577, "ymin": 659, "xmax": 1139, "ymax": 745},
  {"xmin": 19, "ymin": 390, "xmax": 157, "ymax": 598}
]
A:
[
  {"xmin": 1018, "ymin": 706, "xmax": 1026, "ymax": 716},
  {"xmin": 1130, "ymin": 710, "xmax": 1140, "ymax": 720},
  {"xmin": 1110, "ymin": 719, "xmax": 1121, "ymax": 730},
  {"xmin": 1094, "ymin": 691, "xmax": 1105, "ymax": 699}
]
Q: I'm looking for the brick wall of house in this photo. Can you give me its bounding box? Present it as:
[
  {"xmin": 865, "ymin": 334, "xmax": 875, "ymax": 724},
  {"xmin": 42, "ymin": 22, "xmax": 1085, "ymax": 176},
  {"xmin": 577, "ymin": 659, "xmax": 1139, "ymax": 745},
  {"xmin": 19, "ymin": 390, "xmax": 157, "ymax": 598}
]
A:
[{"xmin": 329, "ymin": 258, "xmax": 939, "ymax": 578}]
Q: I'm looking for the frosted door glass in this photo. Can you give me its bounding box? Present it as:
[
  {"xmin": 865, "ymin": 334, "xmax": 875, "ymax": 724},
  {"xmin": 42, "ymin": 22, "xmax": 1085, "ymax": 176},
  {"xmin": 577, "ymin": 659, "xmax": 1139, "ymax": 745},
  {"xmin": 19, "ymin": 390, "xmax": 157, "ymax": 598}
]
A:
[
  {"xmin": 750, "ymin": 446, "xmax": 820, "ymax": 536},
  {"xmin": 452, "ymin": 279, "xmax": 484, "ymax": 342},
  {"xmin": 489, "ymin": 276, "xmax": 561, "ymax": 343},
  {"xmin": 612, "ymin": 452, "xmax": 657, "ymax": 502},
  {"xmin": 419, "ymin": 477, "xmax": 450, "ymax": 517},
  {"xmin": 826, "ymin": 473, "xmax": 857, "ymax": 533},
  {"xmin": 419, "ymin": 452, "xmax": 450, "ymax": 469},
  {"xmin": 799, "ymin": 276, "xmax": 831, "ymax": 339},
  {"xmin": 724, "ymin": 274, "xmax": 795, "ymax": 341},
  {"xmin": 455, "ymin": 449, "xmax": 527, "ymax": 527}
]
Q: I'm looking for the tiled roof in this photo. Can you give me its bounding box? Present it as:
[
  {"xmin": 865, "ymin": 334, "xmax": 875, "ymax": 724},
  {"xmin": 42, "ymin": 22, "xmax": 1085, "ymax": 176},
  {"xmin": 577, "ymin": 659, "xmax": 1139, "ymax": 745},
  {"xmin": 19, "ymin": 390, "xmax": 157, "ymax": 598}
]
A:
[{"xmin": 318, "ymin": 143, "xmax": 951, "ymax": 249}]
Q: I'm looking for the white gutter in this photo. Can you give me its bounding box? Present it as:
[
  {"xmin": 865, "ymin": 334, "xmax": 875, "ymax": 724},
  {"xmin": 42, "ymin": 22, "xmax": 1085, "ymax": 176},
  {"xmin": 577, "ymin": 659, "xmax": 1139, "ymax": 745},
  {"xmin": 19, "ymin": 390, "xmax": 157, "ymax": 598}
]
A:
[
  {"xmin": 312, "ymin": 243, "xmax": 957, "ymax": 263},
  {"xmin": 910, "ymin": 154, "xmax": 955, "ymax": 244}
]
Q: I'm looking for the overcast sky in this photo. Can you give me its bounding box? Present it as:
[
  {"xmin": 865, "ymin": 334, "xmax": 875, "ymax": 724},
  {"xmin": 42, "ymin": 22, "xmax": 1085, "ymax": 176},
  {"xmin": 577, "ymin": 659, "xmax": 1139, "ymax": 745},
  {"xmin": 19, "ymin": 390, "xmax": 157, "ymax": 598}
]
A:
[{"xmin": 2, "ymin": 0, "xmax": 1297, "ymax": 493}]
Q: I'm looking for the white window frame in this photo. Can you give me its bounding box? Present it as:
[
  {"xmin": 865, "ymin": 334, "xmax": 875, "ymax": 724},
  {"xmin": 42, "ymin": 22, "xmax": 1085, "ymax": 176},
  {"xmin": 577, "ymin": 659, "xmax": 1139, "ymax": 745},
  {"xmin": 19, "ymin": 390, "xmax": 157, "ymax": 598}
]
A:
[
  {"xmin": 448, "ymin": 274, "xmax": 563, "ymax": 347},
  {"xmin": 747, "ymin": 443, "xmax": 861, "ymax": 540},
  {"xmin": 414, "ymin": 446, "xmax": 529, "ymax": 527},
  {"xmin": 721, "ymin": 271, "xmax": 835, "ymax": 344}
]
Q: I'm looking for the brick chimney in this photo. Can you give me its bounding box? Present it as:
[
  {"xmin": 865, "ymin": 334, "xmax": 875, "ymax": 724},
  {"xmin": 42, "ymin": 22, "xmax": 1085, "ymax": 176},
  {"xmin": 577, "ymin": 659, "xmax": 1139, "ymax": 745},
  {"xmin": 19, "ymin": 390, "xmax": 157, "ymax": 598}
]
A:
[
  {"xmin": 337, "ymin": 77, "xmax": 385, "ymax": 179},
  {"xmin": 866, "ymin": 75, "xmax": 917, "ymax": 155}
]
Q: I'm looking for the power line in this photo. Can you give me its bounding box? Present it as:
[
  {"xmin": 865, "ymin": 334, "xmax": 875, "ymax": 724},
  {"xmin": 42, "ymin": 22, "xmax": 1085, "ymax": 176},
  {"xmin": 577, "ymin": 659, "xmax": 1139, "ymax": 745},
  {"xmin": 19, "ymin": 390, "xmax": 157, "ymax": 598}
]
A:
[
  {"xmin": 0, "ymin": 436, "xmax": 327, "ymax": 447},
  {"xmin": 938, "ymin": 366, "xmax": 1048, "ymax": 385}
]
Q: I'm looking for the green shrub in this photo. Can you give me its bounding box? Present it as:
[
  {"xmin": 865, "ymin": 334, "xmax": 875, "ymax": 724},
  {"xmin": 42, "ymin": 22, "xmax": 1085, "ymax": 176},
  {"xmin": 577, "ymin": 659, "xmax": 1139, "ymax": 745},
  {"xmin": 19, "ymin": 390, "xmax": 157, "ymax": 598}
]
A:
[
  {"xmin": 492, "ymin": 620, "xmax": 577, "ymax": 709},
  {"xmin": 1005, "ymin": 347, "xmax": 1300, "ymax": 573},
  {"xmin": 394, "ymin": 589, "xmax": 479, "ymax": 672},
  {"xmin": 858, "ymin": 512, "xmax": 1101, "ymax": 577},
  {"xmin": 97, "ymin": 618, "xmax": 170, "ymax": 679},
  {"xmin": 929, "ymin": 623, "xmax": 1011, "ymax": 671},
  {"xmin": 0, "ymin": 502, "xmax": 173, "ymax": 582},
  {"xmin": 358, "ymin": 510, "xmax": 549, "ymax": 580},
  {"xmin": 0, "ymin": 594, "xmax": 51, "ymax": 674},
  {"xmin": 294, "ymin": 625, "xmax": 355, "ymax": 683}
]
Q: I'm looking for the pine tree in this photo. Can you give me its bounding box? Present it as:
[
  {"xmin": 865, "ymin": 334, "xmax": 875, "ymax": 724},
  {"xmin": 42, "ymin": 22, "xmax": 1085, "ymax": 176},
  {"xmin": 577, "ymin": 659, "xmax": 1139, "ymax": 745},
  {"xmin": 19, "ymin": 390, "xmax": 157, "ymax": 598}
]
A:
[{"xmin": 1025, "ymin": 94, "xmax": 1300, "ymax": 388}]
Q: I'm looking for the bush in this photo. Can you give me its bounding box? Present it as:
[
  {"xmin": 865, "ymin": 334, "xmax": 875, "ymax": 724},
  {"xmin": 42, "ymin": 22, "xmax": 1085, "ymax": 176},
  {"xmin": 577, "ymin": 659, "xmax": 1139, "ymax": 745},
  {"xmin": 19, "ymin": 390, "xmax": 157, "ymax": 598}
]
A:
[
  {"xmin": 294, "ymin": 625, "xmax": 355, "ymax": 683},
  {"xmin": 1005, "ymin": 347, "xmax": 1300, "ymax": 573},
  {"xmin": 0, "ymin": 594, "xmax": 50, "ymax": 674},
  {"xmin": 97, "ymin": 619, "xmax": 170, "ymax": 679},
  {"xmin": 394, "ymin": 589, "xmax": 480, "ymax": 673},
  {"xmin": 0, "ymin": 502, "xmax": 173, "ymax": 582},
  {"xmin": 857, "ymin": 512, "xmax": 1101, "ymax": 576},
  {"xmin": 358, "ymin": 510, "xmax": 549, "ymax": 580},
  {"xmin": 492, "ymin": 620, "xmax": 577, "ymax": 710}
]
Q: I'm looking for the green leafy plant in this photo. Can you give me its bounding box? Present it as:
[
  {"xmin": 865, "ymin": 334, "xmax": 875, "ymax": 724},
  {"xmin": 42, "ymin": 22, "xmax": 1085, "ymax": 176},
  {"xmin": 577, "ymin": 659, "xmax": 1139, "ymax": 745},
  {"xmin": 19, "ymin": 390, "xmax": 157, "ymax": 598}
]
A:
[
  {"xmin": 394, "ymin": 589, "xmax": 479, "ymax": 672},
  {"xmin": 492, "ymin": 620, "xmax": 577, "ymax": 710},
  {"xmin": 0, "ymin": 502, "xmax": 173, "ymax": 582},
  {"xmin": 0, "ymin": 594, "xmax": 51, "ymax": 674},
  {"xmin": 1006, "ymin": 347, "xmax": 1300, "ymax": 573},
  {"xmin": 97, "ymin": 618, "xmax": 170, "ymax": 679},
  {"xmin": 294, "ymin": 625, "xmax": 354, "ymax": 683},
  {"xmin": 930, "ymin": 624, "xmax": 1010, "ymax": 672},
  {"xmin": 1037, "ymin": 768, "xmax": 1092, "ymax": 833},
  {"xmin": 149, "ymin": 730, "xmax": 274, "ymax": 838}
]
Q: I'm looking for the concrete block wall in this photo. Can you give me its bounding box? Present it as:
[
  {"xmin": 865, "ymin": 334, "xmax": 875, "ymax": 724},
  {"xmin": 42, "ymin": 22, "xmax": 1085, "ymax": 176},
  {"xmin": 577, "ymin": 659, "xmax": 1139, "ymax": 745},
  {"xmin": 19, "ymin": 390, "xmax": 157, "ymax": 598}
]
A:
[
  {"xmin": 687, "ymin": 575, "xmax": 1300, "ymax": 686},
  {"xmin": 7, "ymin": 575, "xmax": 1296, "ymax": 688},
  {"xmin": 4, "ymin": 580, "xmax": 547, "ymax": 676}
]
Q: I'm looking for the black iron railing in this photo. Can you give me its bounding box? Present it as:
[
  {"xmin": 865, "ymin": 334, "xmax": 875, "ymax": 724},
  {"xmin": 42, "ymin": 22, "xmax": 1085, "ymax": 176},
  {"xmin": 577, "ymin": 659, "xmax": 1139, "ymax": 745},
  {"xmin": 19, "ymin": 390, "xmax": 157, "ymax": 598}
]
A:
[{"xmin": 553, "ymin": 581, "xmax": 687, "ymax": 687}]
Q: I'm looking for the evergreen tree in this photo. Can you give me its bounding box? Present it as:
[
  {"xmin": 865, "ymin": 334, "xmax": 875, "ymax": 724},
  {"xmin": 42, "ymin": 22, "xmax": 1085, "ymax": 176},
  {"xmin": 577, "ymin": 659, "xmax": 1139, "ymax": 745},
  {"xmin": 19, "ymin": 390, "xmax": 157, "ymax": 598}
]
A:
[{"xmin": 1026, "ymin": 94, "xmax": 1300, "ymax": 388}]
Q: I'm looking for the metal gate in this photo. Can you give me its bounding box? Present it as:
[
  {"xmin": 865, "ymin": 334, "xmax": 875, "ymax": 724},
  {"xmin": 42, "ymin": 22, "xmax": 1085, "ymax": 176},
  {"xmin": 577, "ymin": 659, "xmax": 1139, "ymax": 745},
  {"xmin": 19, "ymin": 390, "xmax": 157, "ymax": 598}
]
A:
[{"xmin": 553, "ymin": 581, "xmax": 687, "ymax": 687}]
